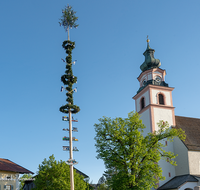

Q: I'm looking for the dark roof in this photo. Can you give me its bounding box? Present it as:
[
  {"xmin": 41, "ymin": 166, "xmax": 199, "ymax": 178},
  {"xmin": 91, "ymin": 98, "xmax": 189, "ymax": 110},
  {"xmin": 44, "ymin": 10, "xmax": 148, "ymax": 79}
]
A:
[
  {"xmin": 74, "ymin": 167, "xmax": 89, "ymax": 178},
  {"xmin": 175, "ymin": 116, "xmax": 200, "ymax": 151},
  {"xmin": 0, "ymin": 158, "xmax": 34, "ymax": 174},
  {"xmin": 157, "ymin": 174, "xmax": 198, "ymax": 190}
]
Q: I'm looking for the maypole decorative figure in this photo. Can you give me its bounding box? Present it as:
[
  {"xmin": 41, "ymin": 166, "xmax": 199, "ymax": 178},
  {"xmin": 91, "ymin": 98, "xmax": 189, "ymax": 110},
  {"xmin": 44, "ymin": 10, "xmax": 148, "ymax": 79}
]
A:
[{"xmin": 59, "ymin": 5, "xmax": 80, "ymax": 190}]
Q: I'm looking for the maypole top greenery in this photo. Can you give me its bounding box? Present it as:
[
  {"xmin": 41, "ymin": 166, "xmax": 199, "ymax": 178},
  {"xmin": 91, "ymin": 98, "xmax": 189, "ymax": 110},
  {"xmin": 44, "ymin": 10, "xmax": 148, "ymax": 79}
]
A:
[
  {"xmin": 59, "ymin": 5, "xmax": 80, "ymax": 114},
  {"xmin": 59, "ymin": 5, "xmax": 78, "ymax": 40}
]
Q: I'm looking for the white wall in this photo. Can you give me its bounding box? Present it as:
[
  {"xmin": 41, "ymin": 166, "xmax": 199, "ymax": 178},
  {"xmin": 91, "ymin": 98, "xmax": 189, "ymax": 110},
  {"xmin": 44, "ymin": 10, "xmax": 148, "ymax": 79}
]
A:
[
  {"xmin": 151, "ymin": 89, "xmax": 171, "ymax": 106},
  {"xmin": 140, "ymin": 109, "xmax": 151, "ymax": 136},
  {"xmin": 153, "ymin": 108, "xmax": 173, "ymax": 131},
  {"xmin": 152, "ymin": 72, "xmax": 162, "ymax": 81},
  {"xmin": 179, "ymin": 182, "xmax": 198, "ymax": 190},
  {"xmin": 147, "ymin": 73, "xmax": 152, "ymax": 80},
  {"xmin": 152, "ymin": 107, "xmax": 175, "ymax": 187},
  {"xmin": 158, "ymin": 140, "xmax": 176, "ymax": 187},
  {"xmin": 173, "ymin": 138, "xmax": 189, "ymax": 176},
  {"xmin": 188, "ymin": 151, "xmax": 200, "ymax": 175},
  {"xmin": 135, "ymin": 90, "xmax": 150, "ymax": 112}
]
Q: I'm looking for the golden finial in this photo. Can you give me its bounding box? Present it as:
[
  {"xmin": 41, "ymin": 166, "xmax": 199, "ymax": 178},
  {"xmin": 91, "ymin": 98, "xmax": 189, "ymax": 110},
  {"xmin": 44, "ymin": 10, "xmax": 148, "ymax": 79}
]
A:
[{"xmin": 147, "ymin": 35, "xmax": 150, "ymax": 43}]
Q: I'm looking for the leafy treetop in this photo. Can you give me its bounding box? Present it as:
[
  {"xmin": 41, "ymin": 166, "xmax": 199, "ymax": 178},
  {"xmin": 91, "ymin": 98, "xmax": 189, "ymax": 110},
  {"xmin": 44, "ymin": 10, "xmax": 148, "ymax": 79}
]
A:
[
  {"xmin": 33, "ymin": 155, "xmax": 87, "ymax": 190},
  {"xmin": 19, "ymin": 174, "xmax": 33, "ymax": 190},
  {"xmin": 59, "ymin": 5, "xmax": 78, "ymax": 40},
  {"xmin": 94, "ymin": 111, "xmax": 185, "ymax": 190}
]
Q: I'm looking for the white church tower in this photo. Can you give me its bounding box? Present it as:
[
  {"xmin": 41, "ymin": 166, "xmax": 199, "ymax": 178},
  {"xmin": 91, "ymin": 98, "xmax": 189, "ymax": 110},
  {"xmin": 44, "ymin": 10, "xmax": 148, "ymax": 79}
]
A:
[{"xmin": 133, "ymin": 38, "xmax": 176, "ymax": 187}]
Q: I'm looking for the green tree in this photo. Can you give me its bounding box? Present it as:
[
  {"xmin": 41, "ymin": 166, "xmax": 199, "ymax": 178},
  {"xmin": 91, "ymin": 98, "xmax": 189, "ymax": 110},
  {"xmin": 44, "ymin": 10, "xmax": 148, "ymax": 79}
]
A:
[
  {"xmin": 84, "ymin": 178, "xmax": 95, "ymax": 190},
  {"xmin": 97, "ymin": 176, "xmax": 109, "ymax": 190},
  {"xmin": 98, "ymin": 176, "xmax": 105, "ymax": 185},
  {"xmin": 94, "ymin": 111, "xmax": 185, "ymax": 190},
  {"xmin": 59, "ymin": 5, "xmax": 78, "ymax": 40},
  {"xmin": 33, "ymin": 155, "xmax": 87, "ymax": 190},
  {"xmin": 97, "ymin": 183, "xmax": 108, "ymax": 190},
  {"xmin": 19, "ymin": 174, "xmax": 33, "ymax": 190}
]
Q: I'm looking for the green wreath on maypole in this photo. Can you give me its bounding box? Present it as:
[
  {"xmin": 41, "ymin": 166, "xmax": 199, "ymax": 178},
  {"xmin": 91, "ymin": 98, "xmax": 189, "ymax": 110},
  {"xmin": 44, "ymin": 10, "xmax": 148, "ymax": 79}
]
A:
[{"xmin": 59, "ymin": 5, "xmax": 80, "ymax": 114}]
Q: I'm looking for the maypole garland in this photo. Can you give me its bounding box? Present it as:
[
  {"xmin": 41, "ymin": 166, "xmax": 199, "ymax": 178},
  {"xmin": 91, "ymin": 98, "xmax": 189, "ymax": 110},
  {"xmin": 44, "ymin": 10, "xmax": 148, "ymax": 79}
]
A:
[
  {"xmin": 60, "ymin": 40, "xmax": 80, "ymax": 114},
  {"xmin": 59, "ymin": 5, "xmax": 80, "ymax": 114}
]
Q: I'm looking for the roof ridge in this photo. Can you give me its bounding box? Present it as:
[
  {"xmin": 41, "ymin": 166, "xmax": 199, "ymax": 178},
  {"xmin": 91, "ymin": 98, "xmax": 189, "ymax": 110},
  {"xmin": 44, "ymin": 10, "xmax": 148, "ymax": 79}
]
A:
[
  {"xmin": 0, "ymin": 158, "xmax": 33, "ymax": 174},
  {"xmin": 175, "ymin": 115, "xmax": 200, "ymax": 120},
  {"xmin": 0, "ymin": 159, "xmax": 14, "ymax": 171}
]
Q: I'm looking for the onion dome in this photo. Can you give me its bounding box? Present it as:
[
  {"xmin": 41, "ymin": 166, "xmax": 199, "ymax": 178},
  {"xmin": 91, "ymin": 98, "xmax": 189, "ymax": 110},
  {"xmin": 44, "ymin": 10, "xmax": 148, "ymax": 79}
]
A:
[{"xmin": 140, "ymin": 39, "xmax": 161, "ymax": 72}]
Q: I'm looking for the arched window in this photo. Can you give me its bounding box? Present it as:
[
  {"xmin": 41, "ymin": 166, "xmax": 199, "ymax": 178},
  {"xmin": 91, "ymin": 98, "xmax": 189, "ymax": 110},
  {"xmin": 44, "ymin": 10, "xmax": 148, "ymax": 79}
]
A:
[
  {"xmin": 141, "ymin": 97, "xmax": 145, "ymax": 110},
  {"xmin": 158, "ymin": 94, "xmax": 164, "ymax": 105}
]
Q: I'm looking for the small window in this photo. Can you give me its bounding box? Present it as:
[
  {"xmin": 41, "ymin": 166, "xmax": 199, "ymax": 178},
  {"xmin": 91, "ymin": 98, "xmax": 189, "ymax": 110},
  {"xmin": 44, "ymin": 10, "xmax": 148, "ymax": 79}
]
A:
[
  {"xmin": 169, "ymin": 172, "xmax": 171, "ymax": 177},
  {"xmin": 141, "ymin": 97, "xmax": 145, "ymax": 110},
  {"xmin": 6, "ymin": 175, "xmax": 11, "ymax": 179},
  {"xmin": 5, "ymin": 185, "xmax": 11, "ymax": 190},
  {"xmin": 158, "ymin": 94, "xmax": 164, "ymax": 105}
]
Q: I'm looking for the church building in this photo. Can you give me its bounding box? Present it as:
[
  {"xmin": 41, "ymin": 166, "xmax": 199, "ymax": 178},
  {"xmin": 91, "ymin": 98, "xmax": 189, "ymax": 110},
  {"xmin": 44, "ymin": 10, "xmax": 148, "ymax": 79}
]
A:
[{"xmin": 133, "ymin": 39, "xmax": 200, "ymax": 190}]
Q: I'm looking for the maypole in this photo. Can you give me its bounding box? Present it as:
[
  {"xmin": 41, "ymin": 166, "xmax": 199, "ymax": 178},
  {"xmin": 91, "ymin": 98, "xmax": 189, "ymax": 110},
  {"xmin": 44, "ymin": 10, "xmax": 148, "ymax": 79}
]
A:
[{"xmin": 59, "ymin": 5, "xmax": 80, "ymax": 190}]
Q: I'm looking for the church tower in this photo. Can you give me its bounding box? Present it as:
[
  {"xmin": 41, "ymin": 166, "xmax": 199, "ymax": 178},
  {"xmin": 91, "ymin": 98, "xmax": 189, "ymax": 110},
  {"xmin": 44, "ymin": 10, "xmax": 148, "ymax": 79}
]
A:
[
  {"xmin": 133, "ymin": 39, "xmax": 175, "ymax": 134},
  {"xmin": 133, "ymin": 39, "xmax": 176, "ymax": 187}
]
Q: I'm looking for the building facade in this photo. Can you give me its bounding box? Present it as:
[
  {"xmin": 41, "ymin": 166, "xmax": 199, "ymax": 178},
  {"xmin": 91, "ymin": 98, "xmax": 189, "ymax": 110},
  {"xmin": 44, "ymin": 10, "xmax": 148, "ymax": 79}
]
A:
[
  {"xmin": 133, "ymin": 39, "xmax": 200, "ymax": 190},
  {"xmin": 0, "ymin": 159, "xmax": 33, "ymax": 190}
]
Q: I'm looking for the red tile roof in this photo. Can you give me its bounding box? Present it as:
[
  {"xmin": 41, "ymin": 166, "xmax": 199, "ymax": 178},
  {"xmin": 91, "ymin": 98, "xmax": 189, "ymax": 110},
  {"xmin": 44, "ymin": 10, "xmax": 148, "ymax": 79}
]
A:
[
  {"xmin": 175, "ymin": 116, "xmax": 200, "ymax": 151},
  {"xmin": 0, "ymin": 159, "xmax": 34, "ymax": 174}
]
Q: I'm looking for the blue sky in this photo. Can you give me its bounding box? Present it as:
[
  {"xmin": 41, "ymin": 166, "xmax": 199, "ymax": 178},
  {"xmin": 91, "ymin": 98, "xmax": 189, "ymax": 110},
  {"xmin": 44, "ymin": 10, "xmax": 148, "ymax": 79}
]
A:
[{"xmin": 1, "ymin": 0, "xmax": 200, "ymax": 184}]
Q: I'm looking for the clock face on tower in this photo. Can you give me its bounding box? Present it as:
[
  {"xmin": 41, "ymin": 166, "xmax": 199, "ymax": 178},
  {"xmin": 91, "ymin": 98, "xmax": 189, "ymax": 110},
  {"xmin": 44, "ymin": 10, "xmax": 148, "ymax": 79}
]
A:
[
  {"xmin": 142, "ymin": 79, "xmax": 147, "ymax": 86},
  {"xmin": 155, "ymin": 76, "xmax": 161, "ymax": 84},
  {"xmin": 155, "ymin": 76, "xmax": 161, "ymax": 82}
]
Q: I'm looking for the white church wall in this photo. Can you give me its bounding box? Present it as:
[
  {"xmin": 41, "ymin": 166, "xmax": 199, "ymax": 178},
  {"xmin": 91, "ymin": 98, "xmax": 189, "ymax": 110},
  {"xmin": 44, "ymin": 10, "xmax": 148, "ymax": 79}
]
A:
[
  {"xmin": 140, "ymin": 75, "xmax": 147, "ymax": 87},
  {"xmin": 153, "ymin": 108, "xmax": 173, "ymax": 131},
  {"xmin": 151, "ymin": 89, "xmax": 171, "ymax": 106},
  {"xmin": 173, "ymin": 138, "xmax": 189, "ymax": 176},
  {"xmin": 135, "ymin": 90, "xmax": 150, "ymax": 112},
  {"xmin": 152, "ymin": 71, "xmax": 162, "ymax": 80},
  {"xmin": 139, "ymin": 109, "xmax": 151, "ymax": 136},
  {"xmin": 158, "ymin": 140, "xmax": 176, "ymax": 187},
  {"xmin": 188, "ymin": 151, "xmax": 200, "ymax": 175},
  {"xmin": 140, "ymin": 75, "xmax": 145, "ymax": 81},
  {"xmin": 147, "ymin": 73, "xmax": 152, "ymax": 80},
  {"xmin": 153, "ymin": 107, "xmax": 175, "ymax": 187},
  {"xmin": 179, "ymin": 182, "xmax": 198, "ymax": 190}
]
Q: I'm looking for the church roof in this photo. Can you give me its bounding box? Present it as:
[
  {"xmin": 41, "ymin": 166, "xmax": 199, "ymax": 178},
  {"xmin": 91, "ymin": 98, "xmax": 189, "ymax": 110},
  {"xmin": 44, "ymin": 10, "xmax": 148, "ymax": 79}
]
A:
[
  {"xmin": 175, "ymin": 116, "xmax": 200, "ymax": 151},
  {"xmin": 157, "ymin": 174, "xmax": 198, "ymax": 190},
  {"xmin": 0, "ymin": 158, "xmax": 34, "ymax": 174}
]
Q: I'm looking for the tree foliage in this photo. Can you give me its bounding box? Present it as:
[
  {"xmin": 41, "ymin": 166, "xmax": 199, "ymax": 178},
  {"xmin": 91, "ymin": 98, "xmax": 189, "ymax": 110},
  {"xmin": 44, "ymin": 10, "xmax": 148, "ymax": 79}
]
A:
[
  {"xmin": 33, "ymin": 155, "xmax": 87, "ymax": 190},
  {"xmin": 97, "ymin": 183, "xmax": 109, "ymax": 190},
  {"xmin": 59, "ymin": 5, "xmax": 78, "ymax": 32},
  {"xmin": 98, "ymin": 176, "xmax": 106, "ymax": 185},
  {"xmin": 19, "ymin": 174, "xmax": 33, "ymax": 190},
  {"xmin": 97, "ymin": 176, "xmax": 109, "ymax": 190},
  {"xmin": 94, "ymin": 111, "xmax": 185, "ymax": 190}
]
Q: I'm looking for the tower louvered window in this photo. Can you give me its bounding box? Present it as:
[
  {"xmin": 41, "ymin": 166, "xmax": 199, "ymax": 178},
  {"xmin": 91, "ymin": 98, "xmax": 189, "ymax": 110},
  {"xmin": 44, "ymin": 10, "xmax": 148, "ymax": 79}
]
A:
[
  {"xmin": 141, "ymin": 97, "xmax": 145, "ymax": 110},
  {"xmin": 159, "ymin": 94, "xmax": 164, "ymax": 105}
]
